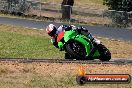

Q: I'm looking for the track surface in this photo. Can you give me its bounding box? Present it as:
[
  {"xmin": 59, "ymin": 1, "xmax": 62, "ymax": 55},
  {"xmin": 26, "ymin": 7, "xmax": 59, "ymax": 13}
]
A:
[
  {"xmin": 0, "ymin": 17, "xmax": 132, "ymax": 41},
  {"xmin": 0, "ymin": 58, "xmax": 132, "ymax": 64}
]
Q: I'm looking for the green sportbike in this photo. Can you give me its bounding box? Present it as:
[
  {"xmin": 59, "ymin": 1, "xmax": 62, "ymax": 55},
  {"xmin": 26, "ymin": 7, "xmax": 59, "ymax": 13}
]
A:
[{"xmin": 57, "ymin": 28, "xmax": 111, "ymax": 61}]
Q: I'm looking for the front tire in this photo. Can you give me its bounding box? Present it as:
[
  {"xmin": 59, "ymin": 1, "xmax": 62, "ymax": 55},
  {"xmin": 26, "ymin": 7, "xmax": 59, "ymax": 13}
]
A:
[
  {"xmin": 65, "ymin": 41, "xmax": 86, "ymax": 60},
  {"xmin": 65, "ymin": 53, "xmax": 73, "ymax": 59}
]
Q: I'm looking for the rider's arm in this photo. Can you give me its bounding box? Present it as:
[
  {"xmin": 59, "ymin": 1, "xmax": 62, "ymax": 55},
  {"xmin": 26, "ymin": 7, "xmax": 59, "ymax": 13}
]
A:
[
  {"xmin": 58, "ymin": 25, "xmax": 72, "ymax": 31},
  {"xmin": 77, "ymin": 26, "xmax": 95, "ymax": 40},
  {"xmin": 51, "ymin": 37, "xmax": 59, "ymax": 48}
]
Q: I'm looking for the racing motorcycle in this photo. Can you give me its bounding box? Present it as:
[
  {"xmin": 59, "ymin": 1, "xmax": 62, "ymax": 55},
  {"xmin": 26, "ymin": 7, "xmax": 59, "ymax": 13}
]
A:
[{"xmin": 56, "ymin": 27, "xmax": 111, "ymax": 61}]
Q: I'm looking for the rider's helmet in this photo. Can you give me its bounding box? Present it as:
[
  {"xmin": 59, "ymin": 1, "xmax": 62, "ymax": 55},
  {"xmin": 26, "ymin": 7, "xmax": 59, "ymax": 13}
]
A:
[{"xmin": 46, "ymin": 24, "xmax": 57, "ymax": 37}]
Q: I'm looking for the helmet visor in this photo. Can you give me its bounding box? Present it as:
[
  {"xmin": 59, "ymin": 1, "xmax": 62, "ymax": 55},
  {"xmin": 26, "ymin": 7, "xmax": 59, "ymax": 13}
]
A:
[{"xmin": 48, "ymin": 27, "xmax": 56, "ymax": 37}]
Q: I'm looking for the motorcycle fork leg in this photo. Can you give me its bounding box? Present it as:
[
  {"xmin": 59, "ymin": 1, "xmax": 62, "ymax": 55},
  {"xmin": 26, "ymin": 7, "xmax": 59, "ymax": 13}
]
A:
[{"xmin": 86, "ymin": 46, "xmax": 97, "ymax": 59}]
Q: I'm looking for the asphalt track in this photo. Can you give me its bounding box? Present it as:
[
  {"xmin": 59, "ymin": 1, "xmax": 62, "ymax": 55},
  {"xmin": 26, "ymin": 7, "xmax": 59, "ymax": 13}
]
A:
[
  {"xmin": 0, "ymin": 17, "xmax": 132, "ymax": 41},
  {"xmin": 0, "ymin": 58, "xmax": 132, "ymax": 64}
]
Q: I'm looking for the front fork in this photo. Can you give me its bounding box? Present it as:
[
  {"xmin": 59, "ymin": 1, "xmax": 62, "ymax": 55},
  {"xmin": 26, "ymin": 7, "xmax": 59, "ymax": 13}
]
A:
[{"xmin": 85, "ymin": 42, "xmax": 100, "ymax": 59}]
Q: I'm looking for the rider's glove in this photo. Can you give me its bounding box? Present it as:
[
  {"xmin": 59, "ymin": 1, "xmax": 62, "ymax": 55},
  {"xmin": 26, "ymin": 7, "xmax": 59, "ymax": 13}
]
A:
[
  {"xmin": 77, "ymin": 26, "xmax": 88, "ymax": 32},
  {"xmin": 51, "ymin": 38, "xmax": 55, "ymax": 43},
  {"xmin": 71, "ymin": 25, "xmax": 76, "ymax": 30},
  {"xmin": 51, "ymin": 38, "xmax": 59, "ymax": 48},
  {"xmin": 77, "ymin": 26, "xmax": 89, "ymax": 34},
  {"xmin": 65, "ymin": 26, "xmax": 72, "ymax": 31}
]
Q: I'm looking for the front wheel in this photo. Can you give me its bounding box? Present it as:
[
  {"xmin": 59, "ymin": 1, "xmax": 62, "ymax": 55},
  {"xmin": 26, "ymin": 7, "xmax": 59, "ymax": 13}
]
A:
[
  {"xmin": 97, "ymin": 44, "xmax": 111, "ymax": 61},
  {"xmin": 65, "ymin": 41, "xmax": 86, "ymax": 60},
  {"xmin": 65, "ymin": 53, "xmax": 73, "ymax": 59}
]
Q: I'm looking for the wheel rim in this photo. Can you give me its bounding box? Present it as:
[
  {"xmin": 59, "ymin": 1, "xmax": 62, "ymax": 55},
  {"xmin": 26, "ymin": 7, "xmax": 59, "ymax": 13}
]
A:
[{"xmin": 70, "ymin": 42, "xmax": 86, "ymax": 56}]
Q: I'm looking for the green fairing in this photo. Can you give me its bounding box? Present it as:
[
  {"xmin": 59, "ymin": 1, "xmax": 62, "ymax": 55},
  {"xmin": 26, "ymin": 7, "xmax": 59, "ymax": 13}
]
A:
[
  {"xmin": 94, "ymin": 49, "xmax": 100, "ymax": 57},
  {"xmin": 73, "ymin": 35, "xmax": 91, "ymax": 56},
  {"xmin": 58, "ymin": 42, "xmax": 64, "ymax": 49},
  {"xmin": 64, "ymin": 30, "xmax": 78, "ymax": 42}
]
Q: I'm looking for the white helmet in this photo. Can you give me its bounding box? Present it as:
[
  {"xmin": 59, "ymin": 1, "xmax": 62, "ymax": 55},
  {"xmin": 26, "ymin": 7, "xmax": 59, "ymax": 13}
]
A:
[{"xmin": 46, "ymin": 24, "xmax": 57, "ymax": 36}]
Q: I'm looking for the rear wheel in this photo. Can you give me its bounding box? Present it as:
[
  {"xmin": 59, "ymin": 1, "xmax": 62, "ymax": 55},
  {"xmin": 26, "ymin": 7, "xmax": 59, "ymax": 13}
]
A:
[
  {"xmin": 98, "ymin": 44, "xmax": 111, "ymax": 61},
  {"xmin": 65, "ymin": 41, "xmax": 86, "ymax": 60}
]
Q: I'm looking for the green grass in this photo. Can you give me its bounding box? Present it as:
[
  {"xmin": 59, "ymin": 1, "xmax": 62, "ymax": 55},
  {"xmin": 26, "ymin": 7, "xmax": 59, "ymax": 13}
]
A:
[
  {"xmin": 0, "ymin": 72, "xmax": 131, "ymax": 88},
  {"xmin": 25, "ymin": 74, "xmax": 132, "ymax": 88},
  {"xmin": 0, "ymin": 24, "xmax": 64, "ymax": 59},
  {"xmin": 27, "ymin": 74, "xmax": 75, "ymax": 88}
]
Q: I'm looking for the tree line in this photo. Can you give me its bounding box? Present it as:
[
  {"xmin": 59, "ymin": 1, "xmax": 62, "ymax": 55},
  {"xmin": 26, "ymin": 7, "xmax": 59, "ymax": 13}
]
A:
[{"xmin": 103, "ymin": 0, "xmax": 132, "ymax": 12}]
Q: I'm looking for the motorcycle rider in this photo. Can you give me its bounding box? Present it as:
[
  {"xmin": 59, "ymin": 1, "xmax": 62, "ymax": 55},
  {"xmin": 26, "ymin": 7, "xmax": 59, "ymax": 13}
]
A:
[{"xmin": 46, "ymin": 24, "xmax": 100, "ymax": 49}]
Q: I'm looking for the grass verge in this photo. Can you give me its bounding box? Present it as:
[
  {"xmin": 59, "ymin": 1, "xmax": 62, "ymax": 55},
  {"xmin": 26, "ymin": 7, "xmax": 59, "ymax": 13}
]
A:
[
  {"xmin": 0, "ymin": 24, "xmax": 64, "ymax": 59},
  {"xmin": 0, "ymin": 24, "xmax": 132, "ymax": 58}
]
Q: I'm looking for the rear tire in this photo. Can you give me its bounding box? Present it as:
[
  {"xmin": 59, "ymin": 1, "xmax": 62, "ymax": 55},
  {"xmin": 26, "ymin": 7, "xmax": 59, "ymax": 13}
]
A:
[{"xmin": 98, "ymin": 44, "xmax": 111, "ymax": 61}]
